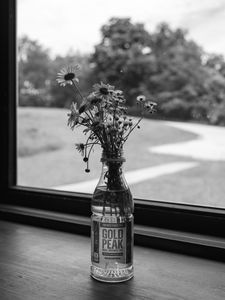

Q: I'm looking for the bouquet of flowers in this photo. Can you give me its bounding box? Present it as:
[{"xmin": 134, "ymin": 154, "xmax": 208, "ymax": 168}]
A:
[{"xmin": 56, "ymin": 65, "xmax": 157, "ymax": 172}]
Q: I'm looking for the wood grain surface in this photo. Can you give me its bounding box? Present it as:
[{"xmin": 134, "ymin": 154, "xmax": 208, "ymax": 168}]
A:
[{"xmin": 0, "ymin": 220, "xmax": 225, "ymax": 300}]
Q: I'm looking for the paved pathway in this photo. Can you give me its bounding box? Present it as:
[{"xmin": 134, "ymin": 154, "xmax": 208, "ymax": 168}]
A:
[
  {"xmin": 53, "ymin": 121, "xmax": 225, "ymax": 193},
  {"xmin": 54, "ymin": 162, "xmax": 198, "ymax": 193},
  {"xmin": 150, "ymin": 121, "xmax": 225, "ymax": 161}
]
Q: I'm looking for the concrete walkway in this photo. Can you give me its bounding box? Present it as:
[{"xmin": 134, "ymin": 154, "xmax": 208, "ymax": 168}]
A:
[
  {"xmin": 53, "ymin": 121, "xmax": 225, "ymax": 193},
  {"xmin": 150, "ymin": 121, "xmax": 225, "ymax": 161},
  {"xmin": 54, "ymin": 161, "xmax": 198, "ymax": 193}
]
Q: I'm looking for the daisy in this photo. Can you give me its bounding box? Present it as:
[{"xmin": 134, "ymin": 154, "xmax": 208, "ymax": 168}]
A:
[
  {"xmin": 93, "ymin": 82, "xmax": 114, "ymax": 99},
  {"xmin": 56, "ymin": 65, "xmax": 80, "ymax": 87}
]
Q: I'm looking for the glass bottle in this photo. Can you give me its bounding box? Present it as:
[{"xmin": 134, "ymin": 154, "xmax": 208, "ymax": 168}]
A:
[{"xmin": 90, "ymin": 149, "xmax": 134, "ymax": 282}]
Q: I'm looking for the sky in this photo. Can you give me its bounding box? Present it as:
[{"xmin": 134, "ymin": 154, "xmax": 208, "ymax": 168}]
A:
[{"xmin": 18, "ymin": 0, "xmax": 225, "ymax": 58}]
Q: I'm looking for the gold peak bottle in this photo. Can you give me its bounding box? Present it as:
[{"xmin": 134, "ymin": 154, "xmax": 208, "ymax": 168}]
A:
[{"xmin": 90, "ymin": 149, "xmax": 134, "ymax": 282}]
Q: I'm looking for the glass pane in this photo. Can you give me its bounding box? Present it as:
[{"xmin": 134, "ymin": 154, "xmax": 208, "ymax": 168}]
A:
[{"xmin": 17, "ymin": 0, "xmax": 225, "ymax": 208}]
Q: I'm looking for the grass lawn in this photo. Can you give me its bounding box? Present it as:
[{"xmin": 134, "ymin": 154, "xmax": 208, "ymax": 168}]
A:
[{"xmin": 17, "ymin": 107, "xmax": 225, "ymax": 209}]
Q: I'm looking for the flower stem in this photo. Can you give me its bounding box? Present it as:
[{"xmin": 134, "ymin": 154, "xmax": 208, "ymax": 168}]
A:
[
  {"xmin": 123, "ymin": 117, "xmax": 143, "ymax": 142},
  {"xmin": 71, "ymin": 80, "xmax": 85, "ymax": 101}
]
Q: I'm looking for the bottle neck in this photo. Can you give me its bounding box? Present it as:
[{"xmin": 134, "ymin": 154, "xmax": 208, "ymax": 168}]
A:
[
  {"xmin": 101, "ymin": 149, "xmax": 125, "ymax": 163},
  {"xmin": 100, "ymin": 149, "xmax": 126, "ymax": 190}
]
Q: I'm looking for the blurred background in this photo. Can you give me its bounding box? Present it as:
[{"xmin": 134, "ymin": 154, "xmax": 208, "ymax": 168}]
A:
[{"xmin": 17, "ymin": 0, "xmax": 225, "ymax": 208}]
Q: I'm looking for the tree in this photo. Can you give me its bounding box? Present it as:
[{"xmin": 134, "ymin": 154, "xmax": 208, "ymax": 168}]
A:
[
  {"xmin": 18, "ymin": 37, "xmax": 92, "ymax": 108},
  {"xmin": 149, "ymin": 23, "xmax": 225, "ymax": 124},
  {"xmin": 91, "ymin": 19, "xmax": 225, "ymax": 124},
  {"xmin": 205, "ymin": 53, "xmax": 225, "ymax": 77},
  {"xmin": 18, "ymin": 36, "xmax": 52, "ymax": 106},
  {"xmin": 90, "ymin": 18, "xmax": 153, "ymax": 105},
  {"xmin": 18, "ymin": 20, "xmax": 225, "ymax": 125}
]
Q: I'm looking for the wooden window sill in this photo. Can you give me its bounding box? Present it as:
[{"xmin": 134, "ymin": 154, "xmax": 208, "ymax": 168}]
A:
[
  {"xmin": 0, "ymin": 220, "xmax": 225, "ymax": 300},
  {"xmin": 1, "ymin": 204, "xmax": 225, "ymax": 261}
]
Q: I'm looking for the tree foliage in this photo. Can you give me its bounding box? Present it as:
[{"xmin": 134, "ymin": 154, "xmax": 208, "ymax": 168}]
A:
[
  {"xmin": 18, "ymin": 36, "xmax": 52, "ymax": 106},
  {"xmin": 18, "ymin": 36, "xmax": 92, "ymax": 108},
  {"xmin": 90, "ymin": 19, "xmax": 225, "ymax": 125},
  {"xmin": 90, "ymin": 18, "xmax": 153, "ymax": 105},
  {"xmin": 18, "ymin": 18, "xmax": 225, "ymax": 125}
]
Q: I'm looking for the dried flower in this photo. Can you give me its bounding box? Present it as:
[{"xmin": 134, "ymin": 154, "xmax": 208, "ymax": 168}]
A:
[
  {"xmin": 144, "ymin": 101, "xmax": 157, "ymax": 113},
  {"xmin": 75, "ymin": 143, "xmax": 85, "ymax": 155}
]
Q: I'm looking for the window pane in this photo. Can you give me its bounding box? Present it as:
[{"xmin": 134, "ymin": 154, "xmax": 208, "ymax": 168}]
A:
[{"xmin": 17, "ymin": 0, "xmax": 225, "ymax": 208}]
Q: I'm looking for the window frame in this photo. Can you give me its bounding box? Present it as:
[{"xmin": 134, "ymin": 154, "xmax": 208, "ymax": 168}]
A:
[{"xmin": 1, "ymin": 0, "xmax": 225, "ymax": 255}]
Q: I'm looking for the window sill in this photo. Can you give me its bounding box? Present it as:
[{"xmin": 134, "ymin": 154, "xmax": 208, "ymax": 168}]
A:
[
  {"xmin": 0, "ymin": 219, "xmax": 225, "ymax": 300},
  {"xmin": 1, "ymin": 203, "xmax": 225, "ymax": 262}
]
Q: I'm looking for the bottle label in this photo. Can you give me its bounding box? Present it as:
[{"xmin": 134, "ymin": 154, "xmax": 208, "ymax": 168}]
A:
[{"xmin": 91, "ymin": 217, "xmax": 133, "ymax": 266}]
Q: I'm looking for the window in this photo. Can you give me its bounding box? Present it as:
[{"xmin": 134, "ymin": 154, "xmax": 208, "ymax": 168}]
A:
[
  {"xmin": 17, "ymin": 0, "xmax": 225, "ymax": 210},
  {"xmin": 2, "ymin": 0, "xmax": 225, "ymax": 253}
]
